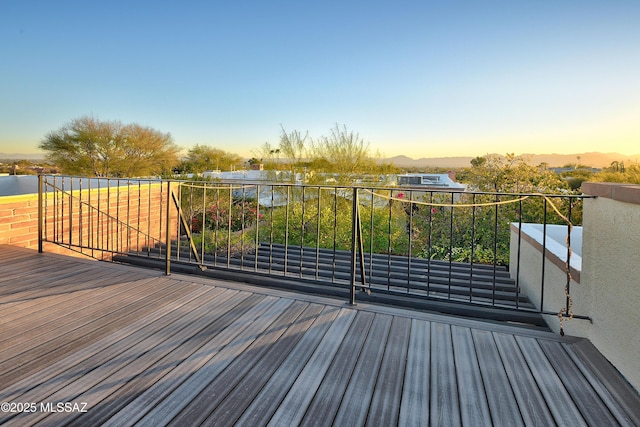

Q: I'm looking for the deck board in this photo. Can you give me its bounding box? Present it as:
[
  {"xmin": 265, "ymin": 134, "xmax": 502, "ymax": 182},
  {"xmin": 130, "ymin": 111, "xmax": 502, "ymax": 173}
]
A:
[
  {"xmin": 473, "ymin": 329, "xmax": 525, "ymax": 426},
  {"xmin": 430, "ymin": 322, "xmax": 460, "ymax": 427},
  {"xmin": 198, "ymin": 303, "xmax": 326, "ymax": 426},
  {"xmin": 331, "ymin": 314, "xmax": 392, "ymax": 426},
  {"xmin": 451, "ymin": 325, "xmax": 493, "ymax": 426},
  {"xmin": 166, "ymin": 300, "xmax": 311, "ymax": 426},
  {"xmin": 516, "ymin": 335, "xmax": 588, "ymax": 426},
  {"xmin": 14, "ymin": 289, "xmax": 255, "ymax": 427},
  {"xmin": 365, "ymin": 315, "xmax": 411, "ymax": 426},
  {"xmin": 135, "ymin": 295, "xmax": 285, "ymax": 425},
  {"xmin": 0, "ymin": 285, "xmax": 214, "ymax": 405},
  {"xmin": 234, "ymin": 305, "xmax": 342, "ymax": 426},
  {"xmin": 299, "ymin": 311, "xmax": 375, "ymax": 426},
  {"xmin": 0, "ymin": 278, "xmax": 190, "ymax": 384},
  {"xmin": 68, "ymin": 292, "xmax": 270, "ymax": 425},
  {"xmin": 398, "ymin": 318, "xmax": 431, "ymax": 426},
  {"xmin": 493, "ymin": 332, "xmax": 557, "ymax": 426},
  {"xmin": 0, "ymin": 245, "xmax": 638, "ymax": 426},
  {"xmin": 96, "ymin": 294, "xmax": 283, "ymax": 427},
  {"xmin": 538, "ymin": 339, "xmax": 628, "ymax": 427},
  {"xmin": 267, "ymin": 308, "xmax": 357, "ymax": 426},
  {"xmin": 0, "ymin": 277, "xmax": 165, "ymax": 350},
  {"xmin": 563, "ymin": 342, "xmax": 639, "ymax": 426}
]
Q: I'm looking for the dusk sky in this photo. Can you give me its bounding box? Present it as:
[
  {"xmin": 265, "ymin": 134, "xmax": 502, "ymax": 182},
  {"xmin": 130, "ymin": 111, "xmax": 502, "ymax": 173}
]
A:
[{"xmin": 1, "ymin": 0, "xmax": 639, "ymax": 159}]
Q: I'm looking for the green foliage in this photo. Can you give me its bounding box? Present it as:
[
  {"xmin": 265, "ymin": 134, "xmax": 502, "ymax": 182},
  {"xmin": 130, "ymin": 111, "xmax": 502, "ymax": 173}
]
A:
[
  {"xmin": 253, "ymin": 142, "xmax": 284, "ymax": 170},
  {"xmin": 191, "ymin": 200, "xmax": 262, "ymax": 233},
  {"xmin": 279, "ymin": 127, "xmax": 310, "ymax": 168},
  {"xmin": 185, "ymin": 187, "xmax": 409, "ymax": 258},
  {"xmin": 178, "ymin": 151, "xmax": 585, "ymax": 267},
  {"xmin": 261, "ymin": 189, "xmax": 353, "ymax": 250},
  {"xmin": 314, "ymin": 125, "xmax": 376, "ymax": 177},
  {"xmin": 400, "ymin": 191, "xmax": 580, "ymax": 266},
  {"xmin": 40, "ymin": 116, "xmax": 179, "ymax": 177},
  {"xmin": 359, "ymin": 198, "xmax": 410, "ymax": 255},
  {"xmin": 464, "ymin": 153, "xmax": 568, "ymax": 193},
  {"xmin": 191, "ymin": 227, "xmax": 258, "ymax": 257},
  {"xmin": 179, "ymin": 145, "xmax": 241, "ymax": 173},
  {"xmin": 560, "ymin": 168, "xmax": 597, "ymax": 190},
  {"xmin": 185, "ymin": 186, "xmax": 261, "ymax": 256},
  {"xmin": 254, "ymin": 188, "xmax": 408, "ymax": 252},
  {"xmin": 591, "ymin": 164, "xmax": 640, "ymax": 184},
  {"xmin": 262, "ymin": 125, "xmax": 400, "ymax": 184}
]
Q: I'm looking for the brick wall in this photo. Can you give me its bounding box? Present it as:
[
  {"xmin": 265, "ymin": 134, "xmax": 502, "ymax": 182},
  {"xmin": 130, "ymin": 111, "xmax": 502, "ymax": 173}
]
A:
[
  {"xmin": 0, "ymin": 194, "xmax": 41, "ymax": 248},
  {"xmin": 0, "ymin": 182, "xmax": 171, "ymax": 260}
]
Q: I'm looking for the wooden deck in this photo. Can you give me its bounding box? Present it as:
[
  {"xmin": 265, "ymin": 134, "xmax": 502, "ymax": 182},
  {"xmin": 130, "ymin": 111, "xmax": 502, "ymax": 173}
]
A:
[{"xmin": 0, "ymin": 246, "xmax": 638, "ymax": 426}]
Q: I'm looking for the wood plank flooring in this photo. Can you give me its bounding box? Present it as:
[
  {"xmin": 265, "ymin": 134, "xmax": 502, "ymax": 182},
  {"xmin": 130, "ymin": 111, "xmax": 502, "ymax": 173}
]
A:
[{"xmin": 0, "ymin": 245, "xmax": 638, "ymax": 426}]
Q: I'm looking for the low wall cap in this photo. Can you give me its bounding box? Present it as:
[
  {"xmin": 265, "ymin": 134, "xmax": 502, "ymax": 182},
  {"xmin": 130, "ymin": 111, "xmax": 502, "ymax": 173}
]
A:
[{"xmin": 581, "ymin": 182, "xmax": 640, "ymax": 205}]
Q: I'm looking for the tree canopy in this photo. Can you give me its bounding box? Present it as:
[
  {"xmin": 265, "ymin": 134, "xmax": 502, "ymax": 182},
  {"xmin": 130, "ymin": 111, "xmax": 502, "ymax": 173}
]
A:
[
  {"xmin": 40, "ymin": 116, "xmax": 180, "ymax": 177},
  {"xmin": 178, "ymin": 145, "xmax": 242, "ymax": 173},
  {"xmin": 463, "ymin": 153, "xmax": 567, "ymax": 193},
  {"xmin": 254, "ymin": 124, "xmax": 397, "ymax": 182},
  {"xmin": 591, "ymin": 163, "xmax": 640, "ymax": 184}
]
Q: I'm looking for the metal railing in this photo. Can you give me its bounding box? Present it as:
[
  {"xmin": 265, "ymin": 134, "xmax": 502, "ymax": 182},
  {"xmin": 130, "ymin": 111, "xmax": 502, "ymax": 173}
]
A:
[
  {"xmin": 38, "ymin": 174, "xmax": 591, "ymax": 323},
  {"xmin": 38, "ymin": 175, "xmax": 169, "ymax": 259}
]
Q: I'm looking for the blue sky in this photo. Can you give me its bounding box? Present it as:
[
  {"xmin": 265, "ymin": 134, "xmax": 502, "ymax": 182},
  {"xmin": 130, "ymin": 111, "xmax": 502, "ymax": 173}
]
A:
[{"xmin": 1, "ymin": 0, "xmax": 639, "ymax": 159}]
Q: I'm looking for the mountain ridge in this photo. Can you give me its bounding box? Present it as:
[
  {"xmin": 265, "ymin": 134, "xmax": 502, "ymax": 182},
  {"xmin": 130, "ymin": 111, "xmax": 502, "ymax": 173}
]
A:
[
  {"xmin": 384, "ymin": 152, "xmax": 640, "ymax": 169},
  {"xmin": 0, "ymin": 152, "xmax": 45, "ymax": 161}
]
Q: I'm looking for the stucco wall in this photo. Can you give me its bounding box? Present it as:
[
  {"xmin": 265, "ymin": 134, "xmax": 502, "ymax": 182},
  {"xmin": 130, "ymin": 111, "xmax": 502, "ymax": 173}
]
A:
[
  {"xmin": 580, "ymin": 182, "xmax": 640, "ymax": 391},
  {"xmin": 512, "ymin": 183, "xmax": 640, "ymax": 391},
  {"xmin": 510, "ymin": 224, "xmax": 590, "ymax": 337}
]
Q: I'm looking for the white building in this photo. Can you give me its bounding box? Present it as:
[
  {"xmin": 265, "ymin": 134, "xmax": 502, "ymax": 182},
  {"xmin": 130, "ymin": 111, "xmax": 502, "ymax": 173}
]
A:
[{"xmin": 395, "ymin": 173, "xmax": 466, "ymax": 191}]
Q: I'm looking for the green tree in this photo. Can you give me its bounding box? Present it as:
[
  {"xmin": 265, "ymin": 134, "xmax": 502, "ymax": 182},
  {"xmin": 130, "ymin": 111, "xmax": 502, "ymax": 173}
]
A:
[
  {"xmin": 40, "ymin": 116, "xmax": 179, "ymax": 177},
  {"xmin": 465, "ymin": 153, "xmax": 566, "ymax": 193},
  {"xmin": 416, "ymin": 154, "xmax": 578, "ymax": 265},
  {"xmin": 252, "ymin": 142, "xmax": 283, "ymax": 170},
  {"xmin": 256, "ymin": 188, "xmax": 407, "ymax": 253},
  {"xmin": 258, "ymin": 125, "xmax": 398, "ymax": 182},
  {"xmin": 592, "ymin": 164, "xmax": 640, "ymax": 184},
  {"xmin": 470, "ymin": 156, "xmax": 487, "ymax": 168},
  {"xmin": 314, "ymin": 125, "xmax": 377, "ymax": 177},
  {"xmin": 179, "ymin": 145, "xmax": 242, "ymax": 173},
  {"xmin": 560, "ymin": 169, "xmax": 595, "ymax": 190},
  {"xmin": 279, "ymin": 126, "xmax": 310, "ymax": 168}
]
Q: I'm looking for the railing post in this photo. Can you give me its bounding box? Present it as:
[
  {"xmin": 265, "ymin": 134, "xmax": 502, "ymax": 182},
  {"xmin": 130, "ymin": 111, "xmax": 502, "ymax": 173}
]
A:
[
  {"xmin": 165, "ymin": 181, "xmax": 172, "ymax": 276},
  {"xmin": 349, "ymin": 187, "xmax": 358, "ymax": 305},
  {"xmin": 565, "ymin": 199, "xmax": 573, "ymax": 315},
  {"xmin": 38, "ymin": 175, "xmax": 43, "ymax": 253}
]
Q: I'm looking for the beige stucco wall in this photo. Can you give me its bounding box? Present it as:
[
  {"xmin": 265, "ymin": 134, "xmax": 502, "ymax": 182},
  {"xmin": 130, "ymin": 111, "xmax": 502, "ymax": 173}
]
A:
[
  {"xmin": 513, "ymin": 183, "xmax": 640, "ymax": 391},
  {"xmin": 580, "ymin": 184, "xmax": 640, "ymax": 391},
  {"xmin": 510, "ymin": 224, "xmax": 591, "ymax": 337}
]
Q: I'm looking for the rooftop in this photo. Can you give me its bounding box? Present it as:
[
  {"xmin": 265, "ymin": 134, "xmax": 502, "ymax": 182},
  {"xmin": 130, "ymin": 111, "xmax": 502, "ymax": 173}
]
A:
[{"xmin": 1, "ymin": 245, "xmax": 638, "ymax": 426}]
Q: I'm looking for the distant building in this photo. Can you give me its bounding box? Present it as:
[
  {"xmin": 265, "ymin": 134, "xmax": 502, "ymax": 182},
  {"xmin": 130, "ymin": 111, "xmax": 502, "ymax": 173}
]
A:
[
  {"xmin": 396, "ymin": 172, "xmax": 466, "ymax": 191},
  {"xmin": 201, "ymin": 169, "xmax": 291, "ymax": 182}
]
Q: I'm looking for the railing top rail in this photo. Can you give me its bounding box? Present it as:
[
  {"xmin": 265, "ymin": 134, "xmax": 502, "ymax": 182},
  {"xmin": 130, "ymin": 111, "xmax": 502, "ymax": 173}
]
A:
[
  {"xmin": 39, "ymin": 174, "xmax": 164, "ymax": 185},
  {"xmin": 39, "ymin": 173, "xmax": 594, "ymax": 199},
  {"xmin": 179, "ymin": 179, "xmax": 592, "ymax": 198}
]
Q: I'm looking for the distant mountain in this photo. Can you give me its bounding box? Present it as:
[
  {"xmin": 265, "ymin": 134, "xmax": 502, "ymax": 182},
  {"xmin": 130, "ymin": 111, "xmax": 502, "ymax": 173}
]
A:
[
  {"xmin": 521, "ymin": 152, "xmax": 640, "ymax": 168},
  {"xmin": 0, "ymin": 152, "xmax": 45, "ymax": 161},
  {"xmin": 384, "ymin": 152, "xmax": 640, "ymax": 169},
  {"xmin": 385, "ymin": 155, "xmax": 473, "ymax": 168}
]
